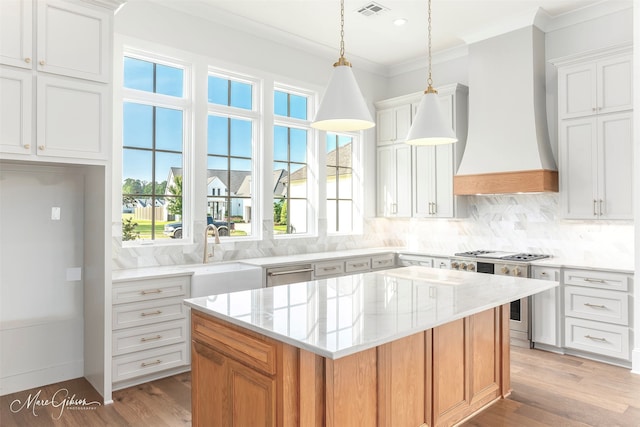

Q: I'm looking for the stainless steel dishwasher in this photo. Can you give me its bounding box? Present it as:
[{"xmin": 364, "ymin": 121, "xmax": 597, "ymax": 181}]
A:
[{"xmin": 266, "ymin": 264, "xmax": 313, "ymax": 286}]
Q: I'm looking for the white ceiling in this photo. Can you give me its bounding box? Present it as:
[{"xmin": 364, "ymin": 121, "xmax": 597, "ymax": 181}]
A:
[{"xmin": 135, "ymin": 0, "xmax": 629, "ymax": 69}]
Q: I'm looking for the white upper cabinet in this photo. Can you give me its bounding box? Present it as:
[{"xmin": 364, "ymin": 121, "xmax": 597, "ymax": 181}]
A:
[
  {"xmin": 0, "ymin": 0, "xmax": 113, "ymax": 163},
  {"xmin": 375, "ymin": 84, "xmax": 468, "ymax": 219},
  {"xmin": 412, "ymin": 85, "xmax": 468, "ymax": 219},
  {"xmin": 0, "ymin": 0, "xmax": 33, "ymax": 69},
  {"xmin": 558, "ymin": 51, "xmax": 632, "ymax": 120},
  {"xmin": 556, "ymin": 47, "xmax": 633, "ymax": 220},
  {"xmin": 376, "ymin": 104, "xmax": 412, "ymax": 146},
  {"xmin": 37, "ymin": 0, "xmax": 110, "ymax": 83}
]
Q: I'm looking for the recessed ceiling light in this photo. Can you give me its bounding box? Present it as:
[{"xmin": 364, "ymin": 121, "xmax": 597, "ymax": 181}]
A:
[{"xmin": 393, "ymin": 18, "xmax": 408, "ymax": 26}]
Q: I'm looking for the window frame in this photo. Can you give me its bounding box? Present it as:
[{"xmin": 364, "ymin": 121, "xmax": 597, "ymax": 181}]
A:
[
  {"xmin": 206, "ymin": 67, "xmax": 262, "ymax": 241},
  {"xmin": 273, "ymin": 84, "xmax": 317, "ymax": 238},
  {"xmin": 325, "ymin": 132, "xmax": 359, "ymax": 235},
  {"xmin": 121, "ymin": 49, "xmax": 192, "ymax": 245}
]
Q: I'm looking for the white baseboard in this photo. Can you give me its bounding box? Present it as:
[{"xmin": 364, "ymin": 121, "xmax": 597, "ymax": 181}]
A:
[
  {"xmin": 631, "ymin": 348, "xmax": 640, "ymax": 375},
  {"xmin": 0, "ymin": 360, "xmax": 83, "ymax": 396}
]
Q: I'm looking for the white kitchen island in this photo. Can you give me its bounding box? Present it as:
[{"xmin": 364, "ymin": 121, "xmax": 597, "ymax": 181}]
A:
[{"xmin": 185, "ymin": 266, "xmax": 558, "ymax": 427}]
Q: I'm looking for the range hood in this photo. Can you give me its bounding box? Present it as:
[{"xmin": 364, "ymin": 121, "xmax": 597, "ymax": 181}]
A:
[{"xmin": 454, "ymin": 24, "xmax": 558, "ymax": 195}]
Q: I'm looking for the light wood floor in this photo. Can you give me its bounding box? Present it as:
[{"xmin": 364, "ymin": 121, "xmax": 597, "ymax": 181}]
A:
[{"xmin": 2, "ymin": 347, "xmax": 639, "ymax": 426}]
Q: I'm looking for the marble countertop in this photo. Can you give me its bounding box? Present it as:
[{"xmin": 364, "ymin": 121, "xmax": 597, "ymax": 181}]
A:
[{"xmin": 184, "ymin": 266, "xmax": 558, "ymax": 359}]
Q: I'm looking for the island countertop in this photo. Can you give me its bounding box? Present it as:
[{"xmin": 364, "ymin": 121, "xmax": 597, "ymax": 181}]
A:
[{"xmin": 184, "ymin": 266, "xmax": 558, "ymax": 359}]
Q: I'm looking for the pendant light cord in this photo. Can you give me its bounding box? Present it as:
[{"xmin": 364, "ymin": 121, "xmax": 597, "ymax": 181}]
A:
[
  {"xmin": 425, "ymin": 0, "xmax": 437, "ymax": 93},
  {"xmin": 335, "ymin": 0, "xmax": 351, "ymax": 66}
]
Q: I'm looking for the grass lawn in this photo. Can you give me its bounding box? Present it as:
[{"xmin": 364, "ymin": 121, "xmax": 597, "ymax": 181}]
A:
[{"xmin": 123, "ymin": 214, "xmax": 248, "ymax": 239}]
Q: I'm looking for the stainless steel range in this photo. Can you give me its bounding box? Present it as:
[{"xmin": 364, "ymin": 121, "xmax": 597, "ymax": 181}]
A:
[{"xmin": 449, "ymin": 250, "xmax": 551, "ymax": 348}]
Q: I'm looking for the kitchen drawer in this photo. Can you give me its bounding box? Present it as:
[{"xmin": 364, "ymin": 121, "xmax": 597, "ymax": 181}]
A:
[
  {"xmin": 563, "ymin": 269, "xmax": 630, "ymax": 292},
  {"xmin": 565, "ymin": 286, "xmax": 629, "ymax": 326},
  {"xmin": 345, "ymin": 257, "xmax": 371, "ymax": 273},
  {"xmin": 192, "ymin": 311, "xmax": 276, "ymax": 376},
  {"xmin": 371, "ymin": 253, "xmax": 396, "ymax": 270},
  {"xmin": 314, "ymin": 260, "xmax": 345, "ymax": 278},
  {"xmin": 113, "ymin": 299, "xmax": 186, "ymax": 330},
  {"xmin": 112, "ymin": 343, "xmax": 188, "ymax": 382},
  {"xmin": 112, "ymin": 319, "xmax": 187, "ymax": 356},
  {"xmin": 113, "ymin": 275, "xmax": 190, "ymax": 304},
  {"xmin": 531, "ymin": 266, "xmax": 560, "ymax": 281},
  {"xmin": 564, "ymin": 317, "xmax": 630, "ymax": 360}
]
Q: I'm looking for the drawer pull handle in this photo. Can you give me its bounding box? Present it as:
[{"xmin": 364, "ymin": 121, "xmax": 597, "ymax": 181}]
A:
[
  {"xmin": 583, "ymin": 278, "xmax": 605, "ymax": 284},
  {"xmin": 323, "ymin": 267, "xmax": 338, "ymax": 271},
  {"xmin": 350, "ymin": 263, "xmax": 368, "ymax": 268},
  {"xmin": 584, "ymin": 303, "xmax": 606, "ymax": 309},
  {"xmin": 268, "ymin": 268, "xmax": 313, "ymax": 276},
  {"xmin": 141, "ymin": 289, "xmax": 162, "ymax": 295},
  {"xmin": 140, "ymin": 335, "xmax": 162, "ymax": 342},
  {"xmin": 141, "ymin": 359, "xmax": 162, "ymax": 367},
  {"xmin": 540, "ymin": 272, "xmax": 548, "ymax": 276},
  {"xmin": 140, "ymin": 310, "xmax": 162, "ymax": 317},
  {"xmin": 584, "ymin": 335, "xmax": 607, "ymax": 342}
]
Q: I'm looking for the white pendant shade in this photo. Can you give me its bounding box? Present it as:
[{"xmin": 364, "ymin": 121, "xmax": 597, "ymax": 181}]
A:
[
  {"xmin": 406, "ymin": 91, "xmax": 457, "ymax": 145},
  {"xmin": 311, "ymin": 65, "xmax": 375, "ymax": 132}
]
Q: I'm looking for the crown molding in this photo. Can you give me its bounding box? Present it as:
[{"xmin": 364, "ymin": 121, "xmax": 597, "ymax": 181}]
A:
[
  {"xmin": 81, "ymin": 0, "xmax": 126, "ymax": 12},
  {"xmin": 386, "ymin": 44, "xmax": 468, "ymax": 78}
]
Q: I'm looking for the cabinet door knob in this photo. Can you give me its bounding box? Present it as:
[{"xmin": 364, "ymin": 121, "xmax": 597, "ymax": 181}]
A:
[
  {"xmin": 38, "ymin": 145, "xmax": 45, "ymax": 150},
  {"xmin": 24, "ymin": 144, "xmax": 30, "ymax": 149},
  {"xmin": 593, "ymin": 199, "xmax": 597, "ymax": 216},
  {"xmin": 599, "ymin": 199, "xmax": 603, "ymax": 216},
  {"xmin": 592, "ymin": 107, "xmax": 597, "ymax": 112},
  {"xmin": 39, "ymin": 60, "xmax": 45, "ymax": 66},
  {"xmin": 25, "ymin": 57, "xmax": 31, "ymax": 63}
]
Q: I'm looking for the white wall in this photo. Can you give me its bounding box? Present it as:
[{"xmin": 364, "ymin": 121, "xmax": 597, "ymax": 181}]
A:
[
  {"xmin": 0, "ymin": 164, "xmax": 85, "ymax": 395},
  {"xmin": 632, "ymin": 0, "xmax": 639, "ymax": 375}
]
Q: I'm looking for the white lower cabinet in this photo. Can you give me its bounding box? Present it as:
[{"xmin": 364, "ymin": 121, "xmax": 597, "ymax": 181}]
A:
[
  {"xmin": 562, "ymin": 268, "xmax": 632, "ymax": 364},
  {"xmin": 112, "ymin": 275, "xmax": 191, "ymax": 389},
  {"xmin": 312, "ymin": 253, "xmax": 397, "ymax": 279},
  {"xmin": 531, "ymin": 266, "xmax": 561, "ymax": 348}
]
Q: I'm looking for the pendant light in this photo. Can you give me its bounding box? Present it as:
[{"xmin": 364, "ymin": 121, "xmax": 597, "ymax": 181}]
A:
[
  {"xmin": 311, "ymin": 0, "xmax": 375, "ymax": 132},
  {"xmin": 405, "ymin": 0, "xmax": 457, "ymax": 145}
]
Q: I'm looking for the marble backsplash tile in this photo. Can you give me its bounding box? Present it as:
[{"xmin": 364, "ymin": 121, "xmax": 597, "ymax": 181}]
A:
[{"xmin": 112, "ymin": 194, "xmax": 634, "ymax": 270}]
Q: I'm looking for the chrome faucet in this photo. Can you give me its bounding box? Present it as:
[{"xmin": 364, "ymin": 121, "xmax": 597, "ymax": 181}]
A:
[{"xmin": 203, "ymin": 224, "xmax": 221, "ymax": 263}]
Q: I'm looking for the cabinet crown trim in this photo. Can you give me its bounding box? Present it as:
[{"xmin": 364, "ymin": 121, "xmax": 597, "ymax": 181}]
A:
[{"xmin": 549, "ymin": 43, "xmax": 632, "ymax": 67}]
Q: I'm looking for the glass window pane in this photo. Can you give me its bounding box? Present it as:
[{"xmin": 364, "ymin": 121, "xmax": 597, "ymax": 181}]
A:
[
  {"xmin": 230, "ymin": 81, "xmax": 252, "ymax": 110},
  {"xmin": 326, "ymin": 166, "xmax": 337, "ymax": 199},
  {"xmin": 273, "ymin": 162, "xmax": 288, "ymax": 197},
  {"xmin": 122, "ymin": 148, "xmax": 152, "ymax": 195},
  {"xmin": 327, "ymin": 199, "xmax": 336, "ymax": 233},
  {"xmin": 338, "ymin": 137, "xmax": 352, "ymax": 168},
  {"xmin": 208, "ymin": 76, "xmax": 228, "ymax": 105},
  {"xmin": 123, "ymin": 57, "xmax": 153, "ymax": 92},
  {"xmin": 208, "ymin": 155, "xmax": 227, "ymax": 171},
  {"xmin": 338, "ymin": 201, "xmax": 353, "ymax": 233},
  {"xmin": 274, "ymin": 91, "xmax": 287, "ymax": 116},
  {"xmin": 338, "ymin": 167, "xmax": 352, "ymax": 198},
  {"xmin": 156, "ymin": 151, "xmax": 182, "ymax": 194},
  {"xmin": 274, "ymin": 126, "xmax": 288, "ymax": 161},
  {"xmin": 289, "ymin": 128, "xmax": 307, "ymax": 163},
  {"xmin": 155, "ymin": 64, "xmax": 183, "ymax": 97},
  {"xmin": 155, "ymin": 107, "xmax": 183, "ymax": 151},
  {"xmin": 290, "ymin": 94, "xmax": 307, "ymax": 119},
  {"xmin": 123, "ymin": 103, "xmax": 153, "ymax": 148},
  {"xmin": 208, "ymin": 115, "xmax": 228, "ymax": 155},
  {"xmin": 289, "ymin": 199, "xmax": 307, "ymax": 234},
  {"xmin": 326, "ymin": 134, "xmax": 337, "ymax": 160},
  {"xmin": 288, "ymin": 164, "xmax": 307, "ymax": 198},
  {"xmin": 230, "ymin": 118, "xmax": 252, "ymax": 158},
  {"xmin": 273, "ymin": 198, "xmax": 286, "ymax": 234}
]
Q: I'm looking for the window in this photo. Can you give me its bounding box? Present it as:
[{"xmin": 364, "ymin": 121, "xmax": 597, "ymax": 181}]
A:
[
  {"xmin": 326, "ymin": 133, "xmax": 354, "ymax": 233},
  {"xmin": 207, "ymin": 73, "xmax": 257, "ymax": 238},
  {"xmin": 273, "ymin": 89, "xmax": 311, "ymax": 235},
  {"xmin": 122, "ymin": 56, "xmax": 187, "ymax": 241}
]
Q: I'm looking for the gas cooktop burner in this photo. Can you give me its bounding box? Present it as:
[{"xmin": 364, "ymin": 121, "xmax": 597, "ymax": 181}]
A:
[
  {"xmin": 453, "ymin": 250, "xmax": 550, "ymax": 261},
  {"xmin": 454, "ymin": 250, "xmax": 493, "ymax": 256},
  {"xmin": 501, "ymin": 253, "xmax": 551, "ymax": 261}
]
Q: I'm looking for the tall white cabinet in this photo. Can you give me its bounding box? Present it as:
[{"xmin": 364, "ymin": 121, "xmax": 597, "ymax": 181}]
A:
[
  {"xmin": 0, "ymin": 0, "xmax": 122, "ymax": 403},
  {"xmin": 555, "ymin": 46, "xmax": 633, "ymax": 220},
  {"xmin": 375, "ymin": 84, "xmax": 468, "ymax": 219},
  {"xmin": 0, "ymin": 0, "xmax": 111, "ymax": 162}
]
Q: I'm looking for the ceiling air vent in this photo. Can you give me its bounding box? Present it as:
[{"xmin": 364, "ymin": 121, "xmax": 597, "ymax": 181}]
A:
[{"xmin": 356, "ymin": 2, "xmax": 389, "ymax": 17}]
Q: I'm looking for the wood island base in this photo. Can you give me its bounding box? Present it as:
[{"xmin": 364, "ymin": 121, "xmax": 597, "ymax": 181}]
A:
[{"xmin": 190, "ymin": 304, "xmax": 511, "ymax": 427}]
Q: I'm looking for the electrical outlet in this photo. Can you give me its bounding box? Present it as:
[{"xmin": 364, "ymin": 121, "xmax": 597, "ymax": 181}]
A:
[{"xmin": 51, "ymin": 207, "xmax": 61, "ymax": 220}]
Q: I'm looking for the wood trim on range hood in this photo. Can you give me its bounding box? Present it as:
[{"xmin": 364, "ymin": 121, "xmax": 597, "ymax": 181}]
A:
[{"xmin": 453, "ymin": 169, "xmax": 558, "ymax": 195}]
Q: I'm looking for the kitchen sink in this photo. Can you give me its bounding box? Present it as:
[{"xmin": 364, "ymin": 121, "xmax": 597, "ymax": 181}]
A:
[{"xmin": 188, "ymin": 262, "xmax": 263, "ymax": 297}]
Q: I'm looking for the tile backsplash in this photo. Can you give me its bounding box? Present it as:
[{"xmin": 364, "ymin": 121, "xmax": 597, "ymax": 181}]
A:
[{"xmin": 113, "ymin": 194, "xmax": 634, "ymax": 270}]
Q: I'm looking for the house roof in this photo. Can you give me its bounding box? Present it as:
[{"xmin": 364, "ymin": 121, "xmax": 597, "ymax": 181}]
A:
[
  {"xmin": 169, "ymin": 167, "xmax": 251, "ymax": 194},
  {"xmin": 286, "ymin": 142, "xmax": 352, "ymax": 182}
]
